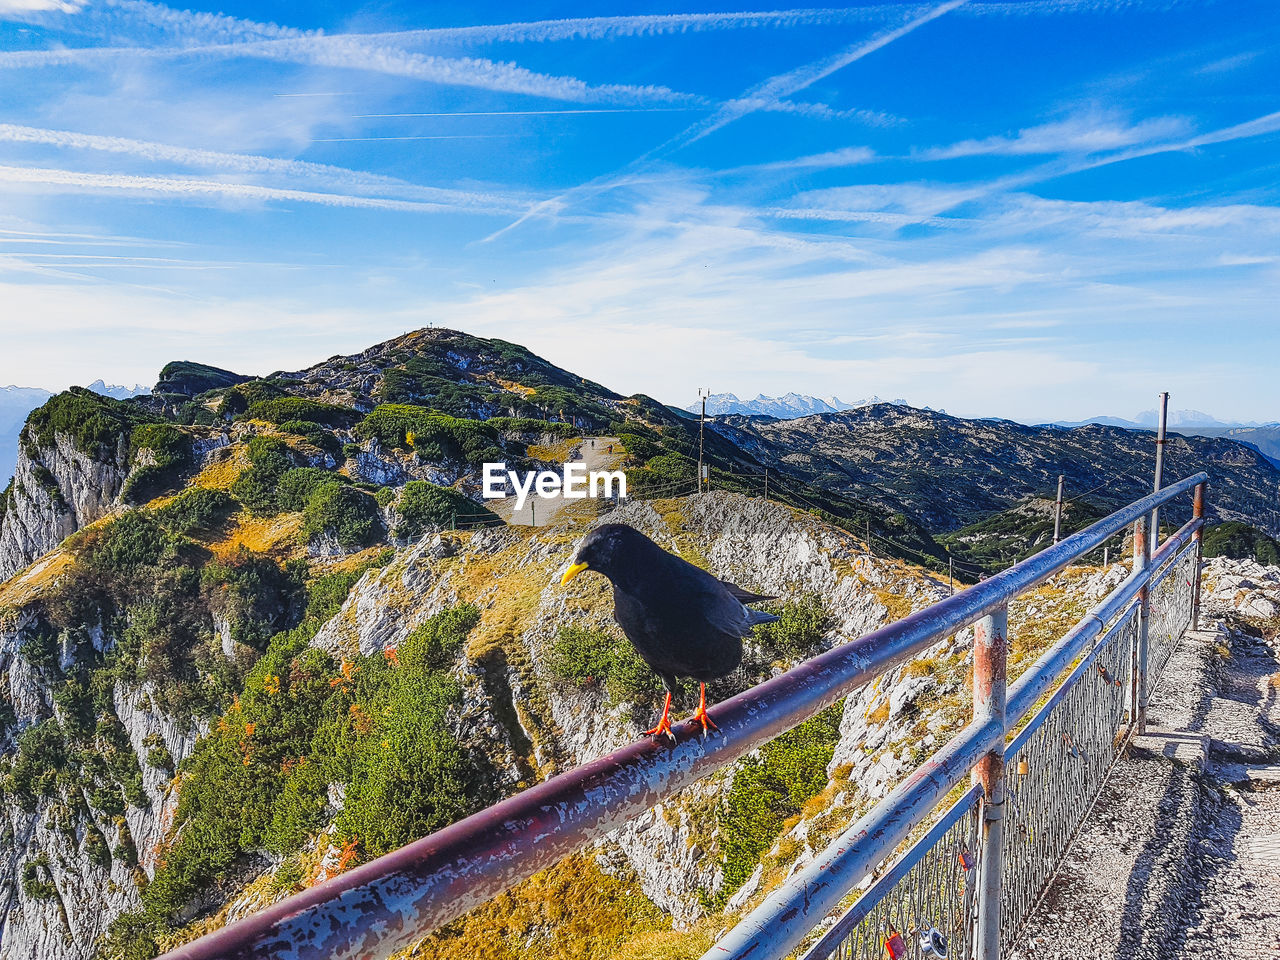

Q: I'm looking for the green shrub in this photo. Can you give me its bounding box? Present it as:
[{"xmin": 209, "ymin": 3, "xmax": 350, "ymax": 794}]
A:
[
  {"xmin": 145, "ymin": 734, "xmax": 174, "ymax": 771},
  {"xmin": 753, "ymin": 595, "xmax": 831, "ymax": 662},
  {"xmin": 400, "ymin": 604, "xmax": 478, "ymax": 671},
  {"xmin": 1203, "ymin": 521, "xmax": 1280, "ymax": 565},
  {"xmin": 394, "ymin": 481, "xmax": 497, "ymax": 540},
  {"xmin": 215, "ymin": 379, "xmax": 288, "ymax": 418},
  {"xmin": 82, "ymin": 511, "xmax": 175, "ymax": 573},
  {"xmin": 717, "ymin": 705, "xmax": 843, "ymax": 897},
  {"xmin": 355, "ymin": 404, "xmax": 499, "ymax": 464},
  {"xmin": 277, "ymin": 419, "xmax": 342, "ymax": 457},
  {"xmin": 21, "ymin": 856, "xmax": 57, "ymax": 901},
  {"xmin": 24, "ymin": 387, "xmax": 160, "ymax": 460},
  {"xmin": 302, "ymin": 484, "xmax": 381, "ymax": 550},
  {"xmin": 487, "ymin": 417, "xmax": 578, "ymax": 438},
  {"xmin": 247, "ymin": 398, "xmax": 357, "ymax": 428},
  {"xmin": 203, "ymin": 548, "xmax": 302, "ymax": 650},
  {"xmin": 143, "ymin": 604, "xmax": 491, "ymax": 923},
  {"xmin": 277, "ymin": 467, "xmax": 349, "ymax": 513},
  {"xmin": 230, "ymin": 436, "xmax": 300, "ymax": 515},
  {"xmin": 546, "ymin": 625, "xmax": 664, "ymax": 705},
  {"xmin": 617, "ymin": 433, "xmax": 660, "ymax": 464},
  {"xmin": 123, "ymin": 424, "xmax": 194, "ymax": 503},
  {"xmin": 154, "ymin": 488, "xmax": 235, "ymax": 535}
]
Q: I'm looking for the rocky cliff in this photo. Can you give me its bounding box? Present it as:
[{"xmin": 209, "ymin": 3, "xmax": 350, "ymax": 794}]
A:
[{"xmin": 0, "ymin": 433, "xmax": 128, "ymax": 582}]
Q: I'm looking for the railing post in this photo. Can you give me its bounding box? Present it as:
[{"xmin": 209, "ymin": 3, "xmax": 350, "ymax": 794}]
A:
[
  {"xmin": 972, "ymin": 605, "xmax": 1008, "ymax": 960},
  {"xmin": 1192, "ymin": 482, "xmax": 1205, "ymax": 630},
  {"xmin": 1130, "ymin": 516, "xmax": 1151, "ymax": 733}
]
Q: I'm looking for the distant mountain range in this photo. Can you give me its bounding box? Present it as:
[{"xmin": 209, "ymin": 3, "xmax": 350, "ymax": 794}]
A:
[
  {"xmin": 1048, "ymin": 410, "xmax": 1280, "ymax": 465},
  {"xmin": 85, "ymin": 379, "xmax": 150, "ymax": 400},
  {"xmin": 686, "ymin": 392, "xmax": 911, "ymax": 418},
  {"xmin": 1052, "ymin": 409, "xmax": 1269, "ymax": 430}
]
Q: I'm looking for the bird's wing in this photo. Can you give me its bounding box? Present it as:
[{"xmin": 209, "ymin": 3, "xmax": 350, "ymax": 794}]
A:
[
  {"xmin": 698, "ymin": 582, "xmax": 777, "ymax": 639},
  {"xmin": 717, "ymin": 578, "xmax": 776, "ymax": 605}
]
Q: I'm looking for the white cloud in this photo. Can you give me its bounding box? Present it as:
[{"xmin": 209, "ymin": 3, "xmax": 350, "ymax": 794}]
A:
[
  {"xmin": 0, "ymin": 1, "xmax": 704, "ymax": 106},
  {"xmin": 0, "ymin": 0, "xmax": 82, "ymax": 13},
  {"xmin": 0, "ymin": 123, "xmax": 529, "ymax": 210},
  {"xmin": 364, "ymin": 8, "xmax": 903, "ymax": 46},
  {"xmin": 0, "ymin": 164, "xmax": 517, "ymax": 215},
  {"xmin": 921, "ymin": 110, "xmax": 1190, "ymax": 159}
]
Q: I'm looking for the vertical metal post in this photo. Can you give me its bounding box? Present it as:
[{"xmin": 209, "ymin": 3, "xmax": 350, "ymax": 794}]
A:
[
  {"xmin": 1151, "ymin": 391, "xmax": 1169, "ymax": 553},
  {"xmin": 949, "ymin": 558, "xmax": 954, "ymax": 596},
  {"xmin": 1053, "ymin": 474, "xmax": 1065, "ymax": 544},
  {"xmin": 1192, "ymin": 482, "xmax": 1205, "ymax": 630},
  {"xmin": 1131, "ymin": 516, "xmax": 1151, "ymax": 732},
  {"xmin": 697, "ymin": 388, "xmax": 709, "ymax": 494},
  {"xmin": 972, "ymin": 605, "xmax": 1008, "ymax": 960},
  {"xmin": 763, "ymin": 468, "xmax": 768, "ymax": 502}
]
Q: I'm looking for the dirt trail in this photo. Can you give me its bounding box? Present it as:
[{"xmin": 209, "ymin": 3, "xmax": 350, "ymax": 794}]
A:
[
  {"xmin": 495, "ymin": 436, "xmax": 623, "ymax": 527},
  {"xmin": 1012, "ymin": 615, "xmax": 1280, "ymax": 959}
]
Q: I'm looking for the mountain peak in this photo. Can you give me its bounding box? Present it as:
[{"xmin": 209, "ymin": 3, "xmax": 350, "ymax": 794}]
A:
[{"xmin": 686, "ymin": 392, "xmax": 909, "ymax": 419}]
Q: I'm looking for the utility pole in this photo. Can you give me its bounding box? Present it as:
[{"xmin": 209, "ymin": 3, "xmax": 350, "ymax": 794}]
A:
[
  {"xmin": 1053, "ymin": 474, "xmax": 1065, "ymax": 544},
  {"xmin": 1151, "ymin": 391, "xmax": 1169, "ymax": 554},
  {"xmin": 697, "ymin": 387, "xmax": 710, "ymax": 495}
]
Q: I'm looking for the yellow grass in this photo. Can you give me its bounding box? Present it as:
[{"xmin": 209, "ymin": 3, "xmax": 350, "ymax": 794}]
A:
[
  {"xmin": 0, "ymin": 550, "xmax": 74, "ymax": 610},
  {"xmin": 495, "ymin": 377, "xmax": 537, "ymax": 398},
  {"xmin": 528, "ymin": 439, "xmax": 580, "ymax": 463},
  {"xmin": 208, "ymin": 513, "xmax": 305, "ymax": 562},
  {"xmin": 395, "ymin": 854, "xmax": 676, "ymax": 960},
  {"xmin": 191, "ymin": 446, "xmax": 248, "ymax": 491}
]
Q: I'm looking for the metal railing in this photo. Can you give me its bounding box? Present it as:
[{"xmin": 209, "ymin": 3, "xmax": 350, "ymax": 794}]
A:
[{"xmin": 158, "ymin": 472, "xmax": 1209, "ymax": 960}]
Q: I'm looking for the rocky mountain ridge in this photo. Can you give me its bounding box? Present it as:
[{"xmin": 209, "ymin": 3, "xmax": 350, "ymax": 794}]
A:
[{"xmin": 713, "ymin": 404, "xmax": 1280, "ymax": 537}]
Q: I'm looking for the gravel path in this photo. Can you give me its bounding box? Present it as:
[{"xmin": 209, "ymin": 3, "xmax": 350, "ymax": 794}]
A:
[
  {"xmin": 496, "ymin": 436, "xmax": 622, "ymax": 527},
  {"xmin": 1011, "ymin": 616, "xmax": 1280, "ymax": 960}
]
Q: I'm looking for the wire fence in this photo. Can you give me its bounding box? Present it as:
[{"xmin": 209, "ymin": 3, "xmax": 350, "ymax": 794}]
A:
[
  {"xmin": 1146, "ymin": 542, "xmax": 1197, "ymax": 685},
  {"xmin": 999, "ymin": 605, "xmax": 1137, "ymax": 946},
  {"xmin": 801, "ymin": 787, "xmax": 981, "ymax": 960},
  {"xmin": 801, "ymin": 531, "xmax": 1199, "ymax": 960}
]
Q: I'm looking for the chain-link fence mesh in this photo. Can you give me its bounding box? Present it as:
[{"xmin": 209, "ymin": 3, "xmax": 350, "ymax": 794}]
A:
[{"xmin": 803, "ymin": 787, "xmax": 981, "ymax": 960}]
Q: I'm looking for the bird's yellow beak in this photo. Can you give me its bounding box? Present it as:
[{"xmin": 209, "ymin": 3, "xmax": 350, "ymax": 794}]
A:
[{"xmin": 560, "ymin": 561, "xmax": 589, "ymax": 586}]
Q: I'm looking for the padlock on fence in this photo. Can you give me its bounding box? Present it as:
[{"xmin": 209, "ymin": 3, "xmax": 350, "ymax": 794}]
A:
[
  {"xmin": 1017, "ymin": 757, "xmax": 1029, "ymax": 776},
  {"xmin": 925, "ymin": 928, "xmax": 949, "ymax": 958},
  {"xmin": 884, "ymin": 924, "xmax": 908, "ymax": 959}
]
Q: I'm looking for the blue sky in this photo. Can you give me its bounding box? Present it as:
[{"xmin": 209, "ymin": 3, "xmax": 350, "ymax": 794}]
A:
[{"xmin": 0, "ymin": 0, "xmax": 1276, "ymax": 422}]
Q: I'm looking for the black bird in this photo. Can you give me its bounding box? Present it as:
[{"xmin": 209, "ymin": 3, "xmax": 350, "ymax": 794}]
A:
[{"xmin": 559, "ymin": 523, "xmax": 778, "ymax": 738}]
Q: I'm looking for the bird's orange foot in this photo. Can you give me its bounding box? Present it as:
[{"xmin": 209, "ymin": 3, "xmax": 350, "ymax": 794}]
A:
[
  {"xmin": 687, "ymin": 682, "xmax": 718, "ymax": 735},
  {"xmin": 644, "ymin": 713, "xmax": 676, "ymax": 741},
  {"xmin": 644, "ymin": 692, "xmax": 675, "ymax": 742},
  {"xmin": 688, "ymin": 702, "xmax": 718, "ymax": 734}
]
